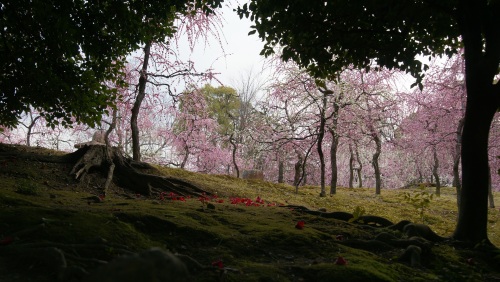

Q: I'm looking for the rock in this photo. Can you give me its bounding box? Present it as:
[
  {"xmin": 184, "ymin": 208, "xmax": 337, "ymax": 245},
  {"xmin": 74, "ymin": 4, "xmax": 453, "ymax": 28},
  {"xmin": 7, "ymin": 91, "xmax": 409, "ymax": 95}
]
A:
[
  {"xmin": 399, "ymin": 245, "xmax": 422, "ymax": 267},
  {"xmin": 84, "ymin": 248, "xmax": 189, "ymax": 282}
]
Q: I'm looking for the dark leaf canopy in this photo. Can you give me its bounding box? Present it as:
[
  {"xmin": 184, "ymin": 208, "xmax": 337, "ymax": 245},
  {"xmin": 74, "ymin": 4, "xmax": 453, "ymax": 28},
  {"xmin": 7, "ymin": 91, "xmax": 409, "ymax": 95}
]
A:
[
  {"xmin": 237, "ymin": 1, "xmax": 461, "ymax": 83},
  {"xmin": 0, "ymin": 0, "xmax": 222, "ymax": 128}
]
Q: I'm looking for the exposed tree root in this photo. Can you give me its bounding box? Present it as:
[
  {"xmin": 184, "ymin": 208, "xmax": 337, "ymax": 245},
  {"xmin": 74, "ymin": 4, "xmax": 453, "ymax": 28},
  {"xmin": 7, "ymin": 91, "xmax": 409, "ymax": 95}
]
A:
[
  {"xmin": 281, "ymin": 204, "xmax": 457, "ymax": 268},
  {"xmin": 68, "ymin": 145, "xmax": 210, "ymax": 197},
  {"xmin": 282, "ymin": 205, "xmax": 395, "ymax": 227},
  {"xmin": 0, "ymin": 143, "xmax": 210, "ymax": 198}
]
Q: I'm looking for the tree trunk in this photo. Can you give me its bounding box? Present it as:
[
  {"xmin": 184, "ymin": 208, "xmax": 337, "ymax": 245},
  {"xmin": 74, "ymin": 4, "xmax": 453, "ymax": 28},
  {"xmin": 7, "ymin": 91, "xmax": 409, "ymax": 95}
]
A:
[
  {"xmin": 329, "ymin": 128, "xmax": 339, "ymax": 195},
  {"xmin": 349, "ymin": 143, "xmax": 355, "ymax": 188},
  {"xmin": 453, "ymin": 0, "xmax": 499, "ymax": 244},
  {"xmin": 278, "ymin": 159, "xmax": 284, "ymax": 183},
  {"xmin": 488, "ymin": 168, "xmax": 495, "ymax": 209},
  {"xmin": 293, "ymin": 153, "xmax": 303, "ymax": 189},
  {"xmin": 355, "ymin": 144, "xmax": 362, "ymax": 188},
  {"xmin": 26, "ymin": 114, "xmax": 40, "ymax": 147},
  {"xmin": 453, "ymin": 118, "xmax": 464, "ymax": 207},
  {"xmin": 180, "ymin": 144, "xmax": 189, "ymax": 169},
  {"xmin": 372, "ymin": 131, "xmax": 382, "ymax": 194},
  {"xmin": 229, "ymin": 134, "xmax": 239, "ymax": 178},
  {"xmin": 453, "ymin": 94, "xmax": 495, "ymax": 243},
  {"xmin": 432, "ymin": 146, "xmax": 441, "ymax": 196},
  {"xmin": 131, "ymin": 41, "xmax": 152, "ymax": 162},
  {"xmin": 317, "ymin": 96, "xmax": 327, "ymax": 197}
]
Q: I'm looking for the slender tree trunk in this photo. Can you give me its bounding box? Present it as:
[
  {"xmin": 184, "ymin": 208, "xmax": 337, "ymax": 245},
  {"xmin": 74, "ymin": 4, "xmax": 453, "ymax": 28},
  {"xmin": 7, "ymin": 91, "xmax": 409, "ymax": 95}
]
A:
[
  {"xmin": 302, "ymin": 163, "xmax": 307, "ymax": 185},
  {"xmin": 104, "ymin": 109, "xmax": 117, "ymax": 147},
  {"xmin": 372, "ymin": 131, "xmax": 382, "ymax": 194},
  {"xmin": 318, "ymin": 96, "xmax": 327, "ymax": 197},
  {"xmin": 278, "ymin": 159, "xmax": 284, "ymax": 183},
  {"xmin": 488, "ymin": 168, "xmax": 495, "ymax": 208},
  {"xmin": 131, "ymin": 41, "xmax": 152, "ymax": 161},
  {"xmin": 355, "ymin": 144, "xmax": 363, "ymax": 188},
  {"xmin": 229, "ymin": 134, "xmax": 239, "ymax": 178},
  {"xmin": 293, "ymin": 153, "xmax": 303, "ymax": 188},
  {"xmin": 329, "ymin": 128, "xmax": 339, "ymax": 194},
  {"xmin": 26, "ymin": 114, "xmax": 41, "ymax": 147},
  {"xmin": 180, "ymin": 144, "xmax": 189, "ymax": 169},
  {"xmin": 432, "ymin": 146, "xmax": 441, "ymax": 196},
  {"xmin": 453, "ymin": 118, "xmax": 464, "ymax": 207},
  {"xmin": 349, "ymin": 143, "xmax": 355, "ymax": 188}
]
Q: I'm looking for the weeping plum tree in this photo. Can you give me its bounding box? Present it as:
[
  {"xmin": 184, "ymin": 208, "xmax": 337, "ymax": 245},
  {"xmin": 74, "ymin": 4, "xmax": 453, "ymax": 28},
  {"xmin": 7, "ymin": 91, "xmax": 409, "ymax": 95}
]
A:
[
  {"xmin": 238, "ymin": 0, "xmax": 500, "ymax": 245},
  {"xmin": 255, "ymin": 59, "xmax": 311, "ymax": 185},
  {"xmin": 396, "ymin": 53, "xmax": 467, "ymax": 200},
  {"xmin": 130, "ymin": 7, "xmax": 223, "ymax": 161}
]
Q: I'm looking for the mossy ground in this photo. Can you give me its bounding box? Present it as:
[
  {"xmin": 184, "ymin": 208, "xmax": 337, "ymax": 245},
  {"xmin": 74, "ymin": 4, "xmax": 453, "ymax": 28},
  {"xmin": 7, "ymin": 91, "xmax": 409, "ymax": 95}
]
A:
[{"xmin": 0, "ymin": 143, "xmax": 499, "ymax": 281}]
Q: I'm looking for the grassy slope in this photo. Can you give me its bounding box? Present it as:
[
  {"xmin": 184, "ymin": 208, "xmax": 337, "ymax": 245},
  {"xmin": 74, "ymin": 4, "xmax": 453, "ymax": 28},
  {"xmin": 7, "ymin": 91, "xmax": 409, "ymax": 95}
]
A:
[{"xmin": 0, "ymin": 143, "xmax": 499, "ymax": 281}]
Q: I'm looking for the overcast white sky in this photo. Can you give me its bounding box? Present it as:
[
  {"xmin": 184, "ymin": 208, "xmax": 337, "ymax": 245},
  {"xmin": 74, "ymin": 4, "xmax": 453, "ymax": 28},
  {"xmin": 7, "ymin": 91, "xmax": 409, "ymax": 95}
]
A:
[{"xmin": 178, "ymin": 2, "xmax": 268, "ymax": 87}]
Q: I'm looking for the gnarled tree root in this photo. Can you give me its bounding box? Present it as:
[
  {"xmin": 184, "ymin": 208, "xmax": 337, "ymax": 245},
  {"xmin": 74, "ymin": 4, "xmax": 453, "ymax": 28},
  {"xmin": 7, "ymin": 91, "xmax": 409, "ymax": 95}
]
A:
[{"xmin": 69, "ymin": 145, "xmax": 209, "ymax": 198}]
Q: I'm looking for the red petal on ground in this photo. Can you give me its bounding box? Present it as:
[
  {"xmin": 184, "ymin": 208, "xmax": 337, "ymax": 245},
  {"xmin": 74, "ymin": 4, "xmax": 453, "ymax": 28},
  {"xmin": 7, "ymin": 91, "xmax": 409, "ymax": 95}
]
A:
[
  {"xmin": 295, "ymin": 221, "xmax": 305, "ymax": 229},
  {"xmin": 335, "ymin": 256, "xmax": 348, "ymax": 265},
  {"xmin": 211, "ymin": 259, "xmax": 224, "ymax": 269}
]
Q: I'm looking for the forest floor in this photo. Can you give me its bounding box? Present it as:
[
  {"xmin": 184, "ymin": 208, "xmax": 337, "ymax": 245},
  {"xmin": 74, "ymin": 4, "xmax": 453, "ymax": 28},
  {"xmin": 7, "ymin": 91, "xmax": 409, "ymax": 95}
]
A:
[{"xmin": 0, "ymin": 143, "xmax": 499, "ymax": 281}]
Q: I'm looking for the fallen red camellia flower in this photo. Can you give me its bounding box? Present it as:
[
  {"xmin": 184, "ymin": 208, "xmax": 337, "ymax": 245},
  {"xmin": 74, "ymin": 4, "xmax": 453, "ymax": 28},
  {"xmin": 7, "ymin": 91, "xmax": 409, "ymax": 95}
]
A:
[
  {"xmin": 295, "ymin": 220, "xmax": 305, "ymax": 229},
  {"xmin": 335, "ymin": 256, "xmax": 348, "ymax": 265},
  {"xmin": 212, "ymin": 259, "xmax": 224, "ymax": 269}
]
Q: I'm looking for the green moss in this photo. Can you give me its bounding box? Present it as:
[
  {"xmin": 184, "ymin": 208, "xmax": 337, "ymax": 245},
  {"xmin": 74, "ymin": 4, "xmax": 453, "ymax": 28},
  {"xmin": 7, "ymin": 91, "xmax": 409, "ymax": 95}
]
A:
[{"xmin": 1, "ymin": 144, "xmax": 500, "ymax": 281}]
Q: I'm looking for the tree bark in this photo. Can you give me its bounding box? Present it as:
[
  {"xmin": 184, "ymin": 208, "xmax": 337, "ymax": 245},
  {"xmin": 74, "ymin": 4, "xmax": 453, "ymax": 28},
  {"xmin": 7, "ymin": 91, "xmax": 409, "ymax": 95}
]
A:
[
  {"xmin": 453, "ymin": 0, "xmax": 499, "ymax": 244},
  {"xmin": 229, "ymin": 133, "xmax": 239, "ymax": 178},
  {"xmin": 25, "ymin": 113, "xmax": 40, "ymax": 147},
  {"xmin": 180, "ymin": 143, "xmax": 189, "ymax": 169},
  {"xmin": 488, "ymin": 168, "xmax": 495, "ymax": 209},
  {"xmin": 372, "ymin": 131, "xmax": 382, "ymax": 194},
  {"xmin": 453, "ymin": 118, "xmax": 464, "ymax": 207},
  {"xmin": 329, "ymin": 128, "xmax": 339, "ymax": 195},
  {"xmin": 293, "ymin": 153, "xmax": 303, "ymax": 187},
  {"xmin": 278, "ymin": 159, "xmax": 284, "ymax": 183},
  {"xmin": 317, "ymin": 93, "xmax": 328, "ymax": 197},
  {"xmin": 131, "ymin": 41, "xmax": 152, "ymax": 161},
  {"xmin": 453, "ymin": 92, "xmax": 496, "ymax": 243},
  {"xmin": 355, "ymin": 143, "xmax": 363, "ymax": 188},
  {"xmin": 432, "ymin": 146, "xmax": 441, "ymax": 196},
  {"xmin": 349, "ymin": 143, "xmax": 355, "ymax": 188}
]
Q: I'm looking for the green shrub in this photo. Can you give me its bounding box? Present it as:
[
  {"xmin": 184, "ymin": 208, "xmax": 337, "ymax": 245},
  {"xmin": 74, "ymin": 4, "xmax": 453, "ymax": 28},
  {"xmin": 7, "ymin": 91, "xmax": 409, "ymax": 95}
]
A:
[{"xmin": 404, "ymin": 185, "xmax": 434, "ymax": 223}]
